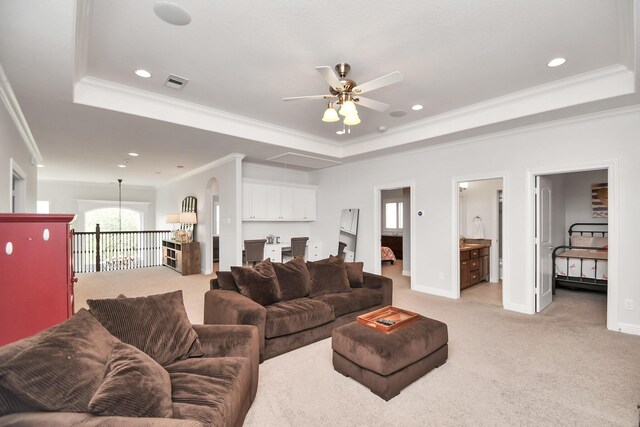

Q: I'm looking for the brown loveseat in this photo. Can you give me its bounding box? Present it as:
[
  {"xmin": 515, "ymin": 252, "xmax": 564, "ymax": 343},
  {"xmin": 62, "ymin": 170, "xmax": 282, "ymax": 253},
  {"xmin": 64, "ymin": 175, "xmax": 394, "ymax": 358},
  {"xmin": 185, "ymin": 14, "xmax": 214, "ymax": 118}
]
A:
[
  {"xmin": 204, "ymin": 257, "xmax": 393, "ymax": 361},
  {"xmin": 0, "ymin": 291, "xmax": 259, "ymax": 427}
]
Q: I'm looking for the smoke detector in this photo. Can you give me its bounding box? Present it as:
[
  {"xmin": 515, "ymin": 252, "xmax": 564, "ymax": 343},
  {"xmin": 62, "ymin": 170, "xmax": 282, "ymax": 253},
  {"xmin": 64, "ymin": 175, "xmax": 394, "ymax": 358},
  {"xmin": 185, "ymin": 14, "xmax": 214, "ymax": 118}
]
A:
[{"xmin": 164, "ymin": 74, "xmax": 189, "ymax": 90}]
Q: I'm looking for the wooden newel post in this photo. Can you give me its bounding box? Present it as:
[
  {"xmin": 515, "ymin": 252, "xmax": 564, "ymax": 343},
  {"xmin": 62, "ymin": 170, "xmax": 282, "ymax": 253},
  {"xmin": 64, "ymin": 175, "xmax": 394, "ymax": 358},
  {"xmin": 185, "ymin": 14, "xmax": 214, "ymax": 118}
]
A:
[{"xmin": 95, "ymin": 224, "xmax": 101, "ymax": 272}]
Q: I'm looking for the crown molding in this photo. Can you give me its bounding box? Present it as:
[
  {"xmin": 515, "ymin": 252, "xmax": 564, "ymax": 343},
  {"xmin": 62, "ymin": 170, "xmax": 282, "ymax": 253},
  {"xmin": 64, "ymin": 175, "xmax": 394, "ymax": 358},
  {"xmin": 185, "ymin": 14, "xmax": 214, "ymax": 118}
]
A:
[
  {"xmin": 159, "ymin": 153, "xmax": 246, "ymax": 188},
  {"xmin": 342, "ymin": 64, "xmax": 635, "ymax": 157},
  {"xmin": 74, "ymin": 76, "xmax": 343, "ymax": 155},
  {"xmin": 0, "ymin": 63, "xmax": 43, "ymax": 164},
  {"xmin": 335, "ymin": 104, "xmax": 640, "ymax": 172},
  {"xmin": 73, "ymin": 0, "xmax": 91, "ymax": 85}
]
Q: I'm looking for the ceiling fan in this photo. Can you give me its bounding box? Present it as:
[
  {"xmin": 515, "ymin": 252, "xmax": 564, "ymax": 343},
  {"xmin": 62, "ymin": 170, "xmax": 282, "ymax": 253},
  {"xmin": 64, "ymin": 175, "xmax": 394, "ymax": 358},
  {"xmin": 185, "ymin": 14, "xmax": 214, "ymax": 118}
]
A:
[{"xmin": 283, "ymin": 63, "xmax": 403, "ymax": 127}]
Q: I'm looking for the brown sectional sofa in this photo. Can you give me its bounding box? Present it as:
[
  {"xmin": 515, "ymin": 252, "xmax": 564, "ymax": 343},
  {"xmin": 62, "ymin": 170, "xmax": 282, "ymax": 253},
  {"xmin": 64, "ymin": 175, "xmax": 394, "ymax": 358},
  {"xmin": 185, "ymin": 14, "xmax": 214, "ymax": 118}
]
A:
[
  {"xmin": 204, "ymin": 258, "xmax": 393, "ymax": 361},
  {"xmin": 0, "ymin": 291, "xmax": 259, "ymax": 427}
]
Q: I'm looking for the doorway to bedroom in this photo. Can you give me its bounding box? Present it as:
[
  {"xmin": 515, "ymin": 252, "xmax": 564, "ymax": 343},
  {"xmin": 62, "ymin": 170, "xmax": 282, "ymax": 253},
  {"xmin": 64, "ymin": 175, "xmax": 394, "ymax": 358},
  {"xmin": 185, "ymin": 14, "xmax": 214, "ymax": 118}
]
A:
[
  {"xmin": 377, "ymin": 185, "xmax": 413, "ymax": 290},
  {"xmin": 533, "ymin": 168, "xmax": 609, "ymax": 326}
]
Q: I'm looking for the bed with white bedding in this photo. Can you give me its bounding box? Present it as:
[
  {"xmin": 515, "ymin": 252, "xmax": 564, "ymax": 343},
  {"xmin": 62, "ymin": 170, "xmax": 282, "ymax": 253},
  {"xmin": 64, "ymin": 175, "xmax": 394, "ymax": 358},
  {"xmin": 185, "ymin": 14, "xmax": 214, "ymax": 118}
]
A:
[{"xmin": 552, "ymin": 223, "xmax": 608, "ymax": 293}]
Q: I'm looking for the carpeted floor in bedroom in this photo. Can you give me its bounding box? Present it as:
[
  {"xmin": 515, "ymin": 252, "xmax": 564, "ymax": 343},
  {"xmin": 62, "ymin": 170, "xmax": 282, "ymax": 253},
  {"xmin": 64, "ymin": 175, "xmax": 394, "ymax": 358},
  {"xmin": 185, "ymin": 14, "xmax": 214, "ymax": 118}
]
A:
[{"xmin": 75, "ymin": 262, "xmax": 640, "ymax": 426}]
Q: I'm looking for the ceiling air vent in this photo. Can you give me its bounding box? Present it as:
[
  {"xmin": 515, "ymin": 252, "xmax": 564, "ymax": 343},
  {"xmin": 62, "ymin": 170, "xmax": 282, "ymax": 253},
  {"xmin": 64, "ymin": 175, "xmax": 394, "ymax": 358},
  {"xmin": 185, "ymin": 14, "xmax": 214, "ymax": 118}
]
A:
[{"xmin": 164, "ymin": 74, "xmax": 189, "ymax": 90}]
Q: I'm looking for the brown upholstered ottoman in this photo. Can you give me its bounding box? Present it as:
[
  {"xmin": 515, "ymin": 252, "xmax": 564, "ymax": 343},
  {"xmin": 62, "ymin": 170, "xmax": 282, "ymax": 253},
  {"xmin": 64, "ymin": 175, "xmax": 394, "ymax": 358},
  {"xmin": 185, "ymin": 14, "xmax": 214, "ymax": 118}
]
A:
[{"xmin": 331, "ymin": 316, "xmax": 448, "ymax": 400}]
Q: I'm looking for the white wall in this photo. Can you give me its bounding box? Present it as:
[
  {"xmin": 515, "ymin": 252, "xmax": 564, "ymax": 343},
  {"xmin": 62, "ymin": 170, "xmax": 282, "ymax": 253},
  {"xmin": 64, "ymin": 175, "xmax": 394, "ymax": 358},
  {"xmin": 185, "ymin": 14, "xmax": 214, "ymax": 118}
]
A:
[
  {"xmin": 38, "ymin": 180, "xmax": 156, "ymax": 230},
  {"xmin": 563, "ymin": 169, "xmax": 608, "ymax": 238},
  {"xmin": 156, "ymin": 155, "xmax": 243, "ymax": 273},
  {"xmin": 0, "ymin": 98, "xmax": 37, "ymax": 213},
  {"xmin": 310, "ymin": 107, "xmax": 640, "ymax": 334}
]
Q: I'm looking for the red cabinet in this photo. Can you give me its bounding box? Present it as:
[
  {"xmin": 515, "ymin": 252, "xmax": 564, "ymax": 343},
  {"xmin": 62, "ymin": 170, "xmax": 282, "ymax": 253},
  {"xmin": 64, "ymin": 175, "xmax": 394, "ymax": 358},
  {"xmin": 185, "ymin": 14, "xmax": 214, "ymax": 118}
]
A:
[{"xmin": 0, "ymin": 214, "xmax": 76, "ymax": 345}]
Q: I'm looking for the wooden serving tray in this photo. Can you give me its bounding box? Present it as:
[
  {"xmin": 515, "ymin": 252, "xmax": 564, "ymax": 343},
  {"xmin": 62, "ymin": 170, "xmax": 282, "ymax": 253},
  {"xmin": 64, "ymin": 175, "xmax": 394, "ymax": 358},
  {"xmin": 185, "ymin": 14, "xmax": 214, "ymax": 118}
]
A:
[{"xmin": 357, "ymin": 306, "xmax": 420, "ymax": 334}]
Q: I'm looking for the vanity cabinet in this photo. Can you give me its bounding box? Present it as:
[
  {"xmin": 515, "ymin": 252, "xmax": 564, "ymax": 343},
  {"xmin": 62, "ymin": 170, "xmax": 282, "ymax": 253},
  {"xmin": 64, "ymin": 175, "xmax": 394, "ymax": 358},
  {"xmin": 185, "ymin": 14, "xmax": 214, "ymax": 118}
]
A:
[
  {"xmin": 242, "ymin": 181, "xmax": 316, "ymax": 221},
  {"xmin": 163, "ymin": 240, "xmax": 201, "ymax": 275},
  {"xmin": 460, "ymin": 244, "xmax": 490, "ymax": 290}
]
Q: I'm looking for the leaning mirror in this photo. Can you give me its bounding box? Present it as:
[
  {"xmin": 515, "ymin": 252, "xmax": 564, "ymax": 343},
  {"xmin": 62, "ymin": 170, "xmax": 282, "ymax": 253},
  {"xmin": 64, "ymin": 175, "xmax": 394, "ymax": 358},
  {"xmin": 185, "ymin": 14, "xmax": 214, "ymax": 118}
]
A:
[{"xmin": 338, "ymin": 208, "xmax": 359, "ymax": 261}]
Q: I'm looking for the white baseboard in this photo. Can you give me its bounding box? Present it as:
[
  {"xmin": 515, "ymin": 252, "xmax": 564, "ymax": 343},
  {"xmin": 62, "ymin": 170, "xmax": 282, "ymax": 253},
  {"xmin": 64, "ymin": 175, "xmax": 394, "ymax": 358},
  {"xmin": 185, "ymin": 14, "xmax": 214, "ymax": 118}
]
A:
[
  {"xmin": 502, "ymin": 302, "xmax": 531, "ymax": 314},
  {"xmin": 616, "ymin": 322, "xmax": 640, "ymax": 336},
  {"xmin": 411, "ymin": 284, "xmax": 455, "ymax": 299},
  {"xmin": 402, "ymin": 270, "xmax": 411, "ymax": 277}
]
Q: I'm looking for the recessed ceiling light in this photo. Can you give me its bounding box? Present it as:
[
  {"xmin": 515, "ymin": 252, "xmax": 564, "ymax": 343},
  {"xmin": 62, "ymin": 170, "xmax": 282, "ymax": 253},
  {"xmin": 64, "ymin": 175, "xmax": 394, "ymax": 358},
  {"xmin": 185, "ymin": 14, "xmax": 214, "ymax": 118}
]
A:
[
  {"xmin": 377, "ymin": 126, "xmax": 387, "ymax": 133},
  {"xmin": 117, "ymin": 164, "xmax": 126, "ymax": 168},
  {"xmin": 547, "ymin": 57, "xmax": 566, "ymax": 68},
  {"xmin": 36, "ymin": 164, "xmax": 45, "ymax": 168},
  {"xmin": 411, "ymin": 104, "xmax": 423, "ymax": 111},
  {"xmin": 128, "ymin": 152, "xmax": 139, "ymax": 157},
  {"xmin": 134, "ymin": 69, "xmax": 151, "ymax": 78},
  {"xmin": 389, "ymin": 110, "xmax": 407, "ymax": 117},
  {"xmin": 336, "ymin": 130, "xmax": 345, "ymax": 135},
  {"xmin": 177, "ymin": 165, "xmax": 184, "ymax": 168},
  {"xmin": 154, "ymin": 2, "xmax": 192, "ymax": 26}
]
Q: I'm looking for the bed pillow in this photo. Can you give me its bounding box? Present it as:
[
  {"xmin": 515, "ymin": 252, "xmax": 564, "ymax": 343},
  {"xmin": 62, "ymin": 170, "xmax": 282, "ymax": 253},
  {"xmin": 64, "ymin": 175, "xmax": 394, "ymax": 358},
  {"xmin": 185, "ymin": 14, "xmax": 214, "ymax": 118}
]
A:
[
  {"xmin": 231, "ymin": 259, "xmax": 282, "ymax": 306},
  {"xmin": 88, "ymin": 341, "xmax": 173, "ymax": 418},
  {"xmin": 590, "ymin": 236, "xmax": 608, "ymax": 253},
  {"xmin": 0, "ymin": 309, "xmax": 117, "ymax": 412},
  {"xmin": 87, "ymin": 290, "xmax": 203, "ymax": 366},
  {"xmin": 345, "ymin": 262, "xmax": 364, "ymax": 288},
  {"xmin": 570, "ymin": 236, "xmax": 593, "ymax": 251},
  {"xmin": 307, "ymin": 256, "xmax": 352, "ymax": 297},
  {"xmin": 273, "ymin": 257, "xmax": 311, "ymax": 300}
]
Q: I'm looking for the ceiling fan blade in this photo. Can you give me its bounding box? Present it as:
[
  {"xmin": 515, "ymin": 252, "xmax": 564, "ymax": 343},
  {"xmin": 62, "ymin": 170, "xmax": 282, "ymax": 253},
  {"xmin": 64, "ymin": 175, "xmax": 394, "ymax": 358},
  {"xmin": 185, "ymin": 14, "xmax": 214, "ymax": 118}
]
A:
[
  {"xmin": 355, "ymin": 97, "xmax": 390, "ymax": 112},
  {"xmin": 352, "ymin": 71, "xmax": 403, "ymax": 95},
  {"xmin": 315, "ymin": 66, "xmax": 344, "ymax": 91},
  {"xmin": 282, "ymin": 95, "xmax": 333, "ymax": 101}
]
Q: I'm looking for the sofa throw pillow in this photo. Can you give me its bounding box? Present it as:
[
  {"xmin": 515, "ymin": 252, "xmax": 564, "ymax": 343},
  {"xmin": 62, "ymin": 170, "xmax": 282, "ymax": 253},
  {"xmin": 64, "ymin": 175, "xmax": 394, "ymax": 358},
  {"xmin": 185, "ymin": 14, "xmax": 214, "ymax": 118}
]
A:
[
  {"xmin": 231, "ymin": 259, "xmax": 282, "ymax": 306},
  {"xmin": 345, "ymin": 262, "xmax": 364, "ymax": 288},
  {"xmin": 307, "ymin": 256, "xmax": 352, "ymax": 297},
  {"xmin": 0, "ymin": 309, "xmax": 117, "ymax": 412},
  {"xmin": 215, "ymin": 270, "xmax": 239, "ymax": 292},
  {"xmin": 87, "ymin": 290, "xmax": 204, "ymax": 366},
  {"xmin": 88, "ymin": 341, "xmax": 173, "ymax": 418},
  {"xmin": 273, "ymin": 256, "xmax": 311, "ymax": 300}
]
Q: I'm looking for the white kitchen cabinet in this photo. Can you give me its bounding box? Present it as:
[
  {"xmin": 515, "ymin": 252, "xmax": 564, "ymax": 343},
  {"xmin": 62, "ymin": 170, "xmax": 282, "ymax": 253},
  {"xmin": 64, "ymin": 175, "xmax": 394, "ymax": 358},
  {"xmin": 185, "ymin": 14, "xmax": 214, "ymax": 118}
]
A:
[
  {"xmin": 242, "ymin": 181, "xmax": 317, "ymax": 222},
  {"xmin": 242, "ymin": 182, "xmax": 269, "ymax": 220},
  {"xmin": 306, "ymin": 241, "xmax": 323, "ymax": 261}
]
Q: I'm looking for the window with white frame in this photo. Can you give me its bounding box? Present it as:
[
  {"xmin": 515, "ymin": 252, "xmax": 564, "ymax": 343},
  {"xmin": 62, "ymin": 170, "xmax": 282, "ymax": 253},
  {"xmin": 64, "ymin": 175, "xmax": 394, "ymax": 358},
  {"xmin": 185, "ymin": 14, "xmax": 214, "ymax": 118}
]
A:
[{"xmin": 384, "ymin": 201, "xmax": 403, "ymax": 232}]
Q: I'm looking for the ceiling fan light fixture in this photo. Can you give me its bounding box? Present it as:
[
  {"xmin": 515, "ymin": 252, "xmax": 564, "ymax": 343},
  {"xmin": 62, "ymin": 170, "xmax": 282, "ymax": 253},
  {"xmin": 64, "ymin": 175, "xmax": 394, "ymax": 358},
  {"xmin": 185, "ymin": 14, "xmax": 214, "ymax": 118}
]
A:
[
  {"xmin": 322, "ymin": 102, "xmax": 339, "ymax": 122},
  {"xmin": 339, "ymin": 99, "xmax": 357, "ymax": 116},
  {"xmin": 344, "ymin": 112, "xmax": 361, "ymax": 126}
]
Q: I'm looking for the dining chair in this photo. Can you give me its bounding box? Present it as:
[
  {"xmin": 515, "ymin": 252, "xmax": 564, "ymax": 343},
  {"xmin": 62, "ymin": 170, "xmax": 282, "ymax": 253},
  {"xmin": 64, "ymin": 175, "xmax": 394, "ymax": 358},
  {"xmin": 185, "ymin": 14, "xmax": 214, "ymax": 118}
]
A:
[
  {"xmin": 282, "ymin": 237, "xmax": 309, "ymax": 262},
  {"xmin": 244, "ymin": 239, "xmax": 267, "ymax": 266}
]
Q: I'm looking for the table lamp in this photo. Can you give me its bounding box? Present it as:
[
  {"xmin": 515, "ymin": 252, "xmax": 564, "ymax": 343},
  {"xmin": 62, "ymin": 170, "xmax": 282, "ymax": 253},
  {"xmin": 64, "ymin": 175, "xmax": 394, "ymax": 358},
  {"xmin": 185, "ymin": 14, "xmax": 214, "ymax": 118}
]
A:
[{"xmin": 179, "ymin": 212, "xmax": 197, "ymax": 242}]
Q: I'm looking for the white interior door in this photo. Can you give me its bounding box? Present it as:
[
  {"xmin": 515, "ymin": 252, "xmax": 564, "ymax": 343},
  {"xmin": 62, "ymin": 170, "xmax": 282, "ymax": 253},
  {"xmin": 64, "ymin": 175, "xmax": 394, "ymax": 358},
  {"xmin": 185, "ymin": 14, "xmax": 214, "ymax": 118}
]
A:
[{"xmin": 536, "ymin": 175, "xmax": 553, "ymax": 312}]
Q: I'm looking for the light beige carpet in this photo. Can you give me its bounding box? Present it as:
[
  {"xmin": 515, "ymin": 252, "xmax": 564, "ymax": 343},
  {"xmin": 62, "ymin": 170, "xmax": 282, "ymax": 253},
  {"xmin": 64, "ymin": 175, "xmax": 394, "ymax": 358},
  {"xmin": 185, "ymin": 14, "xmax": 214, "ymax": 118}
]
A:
[{"xmin": 76, "ymin": 265, "xmax": 640, "ymax": 426}]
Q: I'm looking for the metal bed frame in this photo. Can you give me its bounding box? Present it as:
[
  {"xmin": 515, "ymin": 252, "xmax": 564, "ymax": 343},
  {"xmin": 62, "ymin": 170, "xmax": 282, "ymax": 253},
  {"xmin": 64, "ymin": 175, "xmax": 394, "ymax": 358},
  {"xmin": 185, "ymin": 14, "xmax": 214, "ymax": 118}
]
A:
[{"xmin": 552, "ymin": 223, "xmax": 608, "ymax": 294}]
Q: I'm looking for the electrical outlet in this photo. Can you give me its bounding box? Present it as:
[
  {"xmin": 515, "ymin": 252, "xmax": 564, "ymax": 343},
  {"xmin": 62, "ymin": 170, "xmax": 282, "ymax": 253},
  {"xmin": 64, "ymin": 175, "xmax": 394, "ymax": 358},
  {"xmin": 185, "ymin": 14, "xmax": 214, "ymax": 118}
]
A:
[
  {"xmin": 438, "ymin": 272, "xmax": 445, "ymax": 280},
  {"xmin": 624, "ymin": 299, "xmax": 634, "ymax": 310}
]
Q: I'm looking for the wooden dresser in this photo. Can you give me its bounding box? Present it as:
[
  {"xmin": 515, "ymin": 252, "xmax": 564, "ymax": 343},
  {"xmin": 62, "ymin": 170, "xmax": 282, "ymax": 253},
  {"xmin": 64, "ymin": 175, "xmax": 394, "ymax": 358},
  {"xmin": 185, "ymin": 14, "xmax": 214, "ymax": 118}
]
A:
[{"xmin": 460, "ymin": 242, "xmax": 490, "ymax": 290}]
